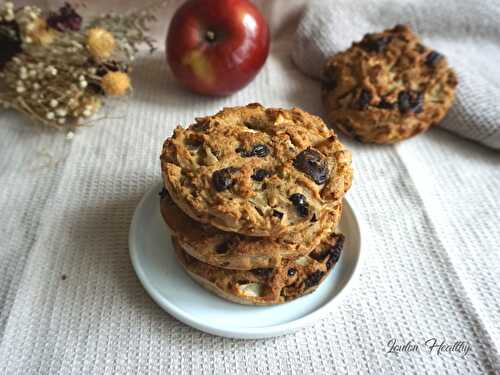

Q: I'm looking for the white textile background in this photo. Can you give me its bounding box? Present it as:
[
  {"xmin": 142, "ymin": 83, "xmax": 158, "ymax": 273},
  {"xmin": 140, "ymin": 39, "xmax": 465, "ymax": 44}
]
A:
[{"xmin": 0, "ymin": 1, "xmax": 499, "ymax": 374}]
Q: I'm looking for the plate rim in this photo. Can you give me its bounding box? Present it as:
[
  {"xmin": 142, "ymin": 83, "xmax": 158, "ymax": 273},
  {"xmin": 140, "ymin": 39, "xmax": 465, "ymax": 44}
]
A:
[{"xmin": 129, "ymin": 182, "xmax": 365, "ymax": 339}]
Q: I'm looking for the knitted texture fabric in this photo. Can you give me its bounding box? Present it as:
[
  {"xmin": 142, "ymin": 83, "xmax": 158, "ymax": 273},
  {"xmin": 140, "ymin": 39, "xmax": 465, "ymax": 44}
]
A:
[
  {"xmin": 292, "ymin": 0, "xmax": 500, "ymax": 149},
  {"xmin": 0, "ymin": 1, "xmax": 499, "ymax": 374}
]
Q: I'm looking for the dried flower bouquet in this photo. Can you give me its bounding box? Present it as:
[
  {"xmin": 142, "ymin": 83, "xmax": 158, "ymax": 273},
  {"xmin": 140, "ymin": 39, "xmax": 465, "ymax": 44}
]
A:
[{"xmin": 0, "ymin": 1, "xmax": 159, "ymax": 129}]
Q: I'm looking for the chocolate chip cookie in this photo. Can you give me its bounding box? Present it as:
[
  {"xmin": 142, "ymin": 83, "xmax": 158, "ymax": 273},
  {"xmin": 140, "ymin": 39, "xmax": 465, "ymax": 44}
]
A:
[
  {"xmin": 160, "ymin": 189, "xmax": 342, "ymax": 270},
  {"xmin": 322, "ymin": 24, "xmax": 458, "ymax": 144},
  {"xmin": 172, "ymin": 232, "xmax": 345, "ymax": 305},
  {"xmin": 161, "ymin": 103, "xmax": 352, "ymax": 237}
]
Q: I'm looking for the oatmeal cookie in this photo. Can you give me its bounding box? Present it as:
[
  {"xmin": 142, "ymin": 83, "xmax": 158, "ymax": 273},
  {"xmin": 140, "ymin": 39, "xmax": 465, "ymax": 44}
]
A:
[
  {"xmin": 161, "ymin": 103, "xmax": 352, "ymax": 237},
  {"xmin": 160, "ymin": 189, "xmax": 342, "ymax": 270},
  {"xmin": 322, "ymin": 24, "xmax": 458, "ymax": 144},
  {"xmin": 172, "ymin": 232, "xmax": 345, "ymax": 305}
]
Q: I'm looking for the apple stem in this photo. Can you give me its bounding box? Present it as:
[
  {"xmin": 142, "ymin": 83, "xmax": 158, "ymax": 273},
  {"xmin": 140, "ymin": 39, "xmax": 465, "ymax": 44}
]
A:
[{"xmin": 205, "ymin": 30, "xmax": 216, "ymax": 42}]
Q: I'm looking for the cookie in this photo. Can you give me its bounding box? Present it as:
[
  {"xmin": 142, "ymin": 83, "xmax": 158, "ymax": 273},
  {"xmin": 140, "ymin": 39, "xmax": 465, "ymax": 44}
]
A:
[
  {"xmin": 160, "ymin": 189, "xmax": 342, "ymax": 270},
  {"xmin": 161, "ymin": 103, "xmax": 352, "ymax": 237},
  {"xmin": 321, "ymin": 24, "xmax": 458, "ymax": 144},
  {"xmin": 172, "ymin": 232, "xmax": 345, "ymax": 305}
]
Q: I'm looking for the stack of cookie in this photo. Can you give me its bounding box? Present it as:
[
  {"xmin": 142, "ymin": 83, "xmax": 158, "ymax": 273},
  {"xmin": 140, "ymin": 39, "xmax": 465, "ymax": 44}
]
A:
[{"xmin": 159, "ymin": 104, "xmax": 353, "ymax": 305}]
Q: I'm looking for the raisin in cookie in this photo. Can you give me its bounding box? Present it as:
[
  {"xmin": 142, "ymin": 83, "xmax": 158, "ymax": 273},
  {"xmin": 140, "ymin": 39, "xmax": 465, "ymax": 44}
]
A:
[
  {"xmin": 172, "ymin": 232, "xmax": 345, "ymax": 305},
  {"xmin": 160, "ymin": 189, "xmax": 342, "ymax": 270},
  {"xmin": 161, "ymin": 103, "xmax": 352, "ymax": 237},
  {"xmin": 322, "ymin": 24, "xmax": 458, "ymax": 144}
]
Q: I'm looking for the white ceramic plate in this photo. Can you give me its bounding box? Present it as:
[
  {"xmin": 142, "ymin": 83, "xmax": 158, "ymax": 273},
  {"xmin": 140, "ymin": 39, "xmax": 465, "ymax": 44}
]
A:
[{"xmin": 129, "ymin": 182, "xmax": 364, "ymax": 339}]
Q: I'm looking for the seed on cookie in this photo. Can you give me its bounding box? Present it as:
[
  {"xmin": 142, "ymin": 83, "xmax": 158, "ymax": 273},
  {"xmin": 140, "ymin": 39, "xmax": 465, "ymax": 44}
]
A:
[
  {"xmin": 359, "ymin": 35, "xmax": 392, "ymax": 53},
  {"xmin": 398, "ymin": 91, "xmax": 423, "ymax": 114},
  {"xmin": 425, "ymin": 50, "xmax": 443, "ymax": 67},
  {"xmin": 293, "ymin": 148, "xmax": 329, "ymax": 185},
  {"xmin": 236, "ymin": 143, "xmax": 270, "ymax": 158},
  {"xmin": 251, "ymin": 268, "xmax": 274, "ymax": 277},
  {"xmin": 215, "ymin": 240, "xmax": 231, "ymax": 254},
  {"xmin": 212, "ymin": 167, "xmax": 238, "ymax": 192},
  {"xmin": 251, "ymin": 169, "xmax": 271, "ymax": 182},
  {"xmin": 272, "ymin": 209, "xmax": 284, "ymax": 219},
  {"xmin": 287, "ymin": 268, "xmax": 297, "ymax": 277},
  {"xmin": 289, "ymin": 193, "xmax": 309, "ymax": 217},
  {"xmin": 304, "ymin": 270, "xmax": 325, "ymax": 289},
  {"xmin": 356, "ymin": 89, "xmax": 372, "ymax": 110}
]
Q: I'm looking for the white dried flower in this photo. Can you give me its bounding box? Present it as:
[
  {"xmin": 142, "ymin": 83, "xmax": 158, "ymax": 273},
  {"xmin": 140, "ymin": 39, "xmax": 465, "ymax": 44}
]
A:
[
  {"xmin": 30, "ymin": 93, "xmax": 38, "ymax": 100},
  {"xmin": 82, "ymin": 109, "xmax": 92, "ymax": 117},
  {"xmin": 79, "ymin": 75, "xmax": 85, "ymax": 81},
  {"xmin": 33, "ymin": 83, "xmax": 40, "ymax": 90},
  {"xmin": 46, "ymin": 112, "xmax": 55, "ymax": 120},
  {"xmin": 66, "ymin": 131, "xmax": 74, "ymax": 139},
  {"xmin": 50, "ymin": 99, "xmax": 58, "ymax": 108},
  {"xmin": 29, "ymin": 70, "xmax": 36, "ymax": 78},
  {"xmin": 5, "ymin": 2, "xmax": 14, "ymax": 10},
  {"xmin": 4, "ymin": 12, "xmax": 14, "ymax": 22},
  {"xmin": 79, "ymin": 80, "xmax": 88, "ymax": 89},
  {"xmin": 56, "ymin": 108, "xmax": 67, "ymax": 117},
  {"xmin": 58, "ymin": 118, "xmax": 66, "ymax": 125},
  {"xmin": 24, "ymin": 36, "xmax": 33, "ymax": 44},
  {"xmin": 16, "ymin": 86, "xmax": 26, "ymax": 94}
]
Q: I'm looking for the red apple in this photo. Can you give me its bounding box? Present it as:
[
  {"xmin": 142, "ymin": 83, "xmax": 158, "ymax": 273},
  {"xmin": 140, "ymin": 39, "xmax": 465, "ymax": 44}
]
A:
[{"xmin": 166, "ymin": 0, "xmax": 270, "ymax": 96}]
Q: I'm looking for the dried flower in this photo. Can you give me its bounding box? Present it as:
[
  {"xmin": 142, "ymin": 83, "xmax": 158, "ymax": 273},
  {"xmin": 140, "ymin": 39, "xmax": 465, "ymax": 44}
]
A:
[
  {"xmin": 1, "ymin": 1, "xmax": 161, "ymax": 130},
  {"xmin": 86, "ymin": 27, "xmax": 116, "ymax": 60},
  {"xmin": 27, "ymin": 18, "xmax": 55, "ymax": 46},
  {"xmin": 101, "ymin": 71, "xmax": 131, "ymax": 96},
  {"xmin": 47, "ymin": 3, "xmax": 82, "ymax": 32}
]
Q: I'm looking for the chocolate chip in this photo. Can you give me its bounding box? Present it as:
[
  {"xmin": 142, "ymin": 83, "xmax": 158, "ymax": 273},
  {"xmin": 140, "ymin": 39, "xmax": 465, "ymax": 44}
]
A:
[
  {"xmin": 289, "ymin": 193, "xmax": 309, "ymax": 217},
  {"xmin": 397, "ymin": 91, "xmax": 411, "ymax": 113},
  {"xmin": 185, "ymin": 138, "xmax": 203, "ymax": 148},
  {"xmin": 288, "ymin": 268, "xmax": 297, "ymax": 277},
  {"xmin": 61, "ymin": 274, "xmax": 67, "ymax": 280},
  {"xmin": 191, "ymin": 122, "xmax": 209, "ymax": 131},
  {"xmin": 304, "ymin": 271, "xmax": 325, "ymax": 289},
  {"xmin": 377, "ymin": 98, "xmax": 396, "ymax": 109},
  {"xmin": 293, "ymin": 148, "xmax": 329, "ymax": 185},
  {"xmin": 212, "ymin": 167, "xmax": 238, "ymax": 192},
  {"xmin": 322, "ymin": 67, "xmax": 338, "ymax": 91},
  {"xmin": 159, "ymin": 188, "xmax": 168, "ymax": 199},
  {"xmin": 251, "ymin": 268, "xmax": 274, "ymax": 277},
  {"xmin": 273, "ymin": 210, "xmax": 284, "ymax": 219},
  {"xmin": 356, "ymin": 89, "xmax": 372, "ymax": 110},
  {"xmin": 360, "ymin": 35, "xmax": 391, "ymax": 53},
  {"xmin": 326, "ymin": 234, "xmax": 345, "ymax": 270},
  {"xmin": 398, "ymin": 91, "xmax": 424, "ymax": 114},
  {"xmin": 215, "ymin": 241, "xmax": 231, "ymax": 254},
  {"xmin": 392, "ymin": 24, "xmax": 408, "ymax": 33},
  {"xmin": 252, "ymin": 144, "xmax": 269, "ymax": 157},
  {"xmin": 251, "ymin": 169, "xmax": 271, "ymax": 182},
  {"xmin": 425, "ymin": 50, "xmax": 443, "ymax": 67},
  {"xmin": 237, "ymin": 144, "xmax": 270, "ymax": 158}
]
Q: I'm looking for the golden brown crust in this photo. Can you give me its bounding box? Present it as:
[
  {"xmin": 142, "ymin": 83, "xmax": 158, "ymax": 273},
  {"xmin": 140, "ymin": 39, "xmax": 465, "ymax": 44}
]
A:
[
  {"xmin": 160, "ymin": 191, "xmax": 342, "ymax": 270},
  {"xmin": 321, "ymin": 24, "xmax": 458, "ymax": 144},
  {"xmin": 172, "ymin": 232, "xmax": 345, "ymax": 305},
  {"xmin": 161, "ymin": 103, "xmax": 352, "ymax": 237}
]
